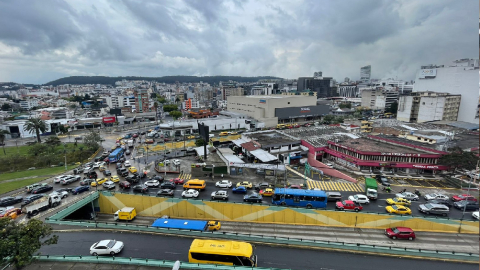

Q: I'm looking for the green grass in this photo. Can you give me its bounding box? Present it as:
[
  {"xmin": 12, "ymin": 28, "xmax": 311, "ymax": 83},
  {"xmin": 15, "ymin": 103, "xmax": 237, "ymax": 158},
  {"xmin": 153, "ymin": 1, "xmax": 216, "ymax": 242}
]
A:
[
  {"xmin": 0, "ymin": 142, "xmax": 86, "ymax": 156},
  {"xmin": 0, "ymin": 165, "xmax": 77, "ymax": 182},
  {"xmin": 0, "ymin": 177, "xmax": 49, "ymax": 195}
]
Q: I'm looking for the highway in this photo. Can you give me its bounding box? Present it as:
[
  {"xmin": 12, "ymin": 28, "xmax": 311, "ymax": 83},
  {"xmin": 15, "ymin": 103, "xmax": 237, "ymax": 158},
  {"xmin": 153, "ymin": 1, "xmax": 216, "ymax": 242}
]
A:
[{"xmin": 39, "ymin": 231, "xmax": 478, "ymax": 270}]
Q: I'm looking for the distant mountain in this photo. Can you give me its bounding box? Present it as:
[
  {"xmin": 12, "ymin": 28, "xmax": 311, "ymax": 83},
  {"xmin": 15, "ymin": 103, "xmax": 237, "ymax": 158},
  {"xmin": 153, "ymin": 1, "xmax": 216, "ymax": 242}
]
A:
[{"xmin": 44, "ymin": 75, "xmax": 283, "ymax": 86}]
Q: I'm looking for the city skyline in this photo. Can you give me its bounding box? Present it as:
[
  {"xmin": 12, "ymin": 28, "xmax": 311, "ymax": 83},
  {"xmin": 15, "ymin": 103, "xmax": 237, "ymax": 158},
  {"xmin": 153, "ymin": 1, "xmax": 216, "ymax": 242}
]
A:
[{"xmin": 0, "ymin": 0, "xmax": 477, "ymax": 84}]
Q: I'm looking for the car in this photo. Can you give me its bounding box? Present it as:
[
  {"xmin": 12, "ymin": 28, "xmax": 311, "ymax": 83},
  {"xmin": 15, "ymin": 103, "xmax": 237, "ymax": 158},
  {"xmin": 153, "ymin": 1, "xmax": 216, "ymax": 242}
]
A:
[
  {"xmin": 90, "ymin": 239, "xmax": 124, "ymax": 256},
  {"xmin": 83, "ymin": 166, "xmax": 93, "ymax": 172},
  {"xmin": 243, "ymin": 192, "xmax": 263, "ymax": 203},
  {"xmin": 0, "ymin": 196, "xmax": 23, "ymax": 207},
  {"xmin": 91, "ymin": 178, "xmax": 108, "ymax": 187},
  {"xmin": 51, "ymin": 190, "xmax": 69, "ymax": 199},
  {"xmin": 451, "ymin": 194, "xmax": 477, "ymax": 202},
  {"xmin": 26, "ymin": 183, "xmax": 48, "ymax": 193},
  {"xmin": 288, "ymin": 185, "xmax": 302, "ymax": 189},
  {"xmin": 169, "ymin": 178, "xmax": 184, "ymax": 185},
  {"xmin": 395, "ymin": 192, "xmax": 419, "ymax": 201},
  {"xmin": 125, "ymin": 175, "xmax": 140, "ymax": 184},
  {"xmin": 118, "ymin": 168, "xmax": 128, "ymax": 177},
  {"xmin": 215, "ymin": 180, "xmax": 232, "ymax": 188},
  {"xmin": 124, "ymin": 160, "xmax": 131, "ymax": 167},
  {"xmin": 110, "ymin": 175, "xmax": 120, "ymax": 183},
  {"xmin": 103, "ymin": 170, "xmax": 112, "ymax": 176},
  {"xmin": 0, "ymin": 207, "xmax": 22, "ymax": 219},
  {"xmin": 72, "ymin": 186, "xmax": 90, "ymax": 195},
  {"xmin": 378, "ymin": 176, "xmax": 391, "ymax": 187},
  {"xmin": 144, "ymin": 180, "xmax": 160, "ymax": 187},
  {"xmin": 182, "ymin": 189, "xmax": 199, "ymax": 198},
  {"xmin": 31, "ymin": 185, "xmax": 53, "ymax": 194},
  {"xmin": 336, "ymin": 200, "xmax": 363, "ymax": 212},
  {"xmin": 156, "ymin": 189, "xmax": 174, "ymax": 197},
  {"xmin": 259, "ymin": 188, "xmax": 274, "ymax": 197},
  {"xmin": 128, "ymin": 167, "xmax": 138, "ymax": 173},
  {"xmin": 418, "ymin": 203, "xmax": 449, "ymax": 216},
  {"xmin": 73, "ymin": 167, "xmax": 85, "ymax": 174},
  {"xmin": 424, "ymin": 193, "xmax": 449, "ymax": 201},
  {"xmin": 125, "ymin": 150, "xmax": 131, "ymax": 155},
  {"xmin": 132, "ymin": 184, "xmax": 148, "ymax": 193},
  {"xmin": 428, "ymin": 199, "xmax": 453, "ymax": 208},
  {"xmin": 472, "ymin": 211, "xmax": 479, "ymax": 220},
  {"xmin": 148, "ymin": 175, "xmax": 163, "ymax": 182},
  {"xmin": 86, "ymin": 171, "xmax": 98, "ymax": 179},
  {"xmin": 102, "ymin": 181, "xmax": 116, "ymax": 190},
  {"xmin": 119, "ymin": 181, "xmax": 131, "ymax": 189},
  {"xmin": 385, "ymin": 227, "xmax": 416, "ymax": 240},
  {"xmin": 385, "ymin": 205, "xmax": 412, "ymax": 215},
  {"xmin": 93, "ymin": 162, "xmax": 104, "ymax": 168},
  {"xmin": 145, "ymin": 139, "xmax": 154, "ymax": 144},
  {"xmin": 140, "ymin": 131, "xmax": 146, "ymax": 135},
  {"xmin": 254, "ymin": 182, "xmax": 271, "ymax": 191},
  {"xmin": 453, "ymin": 201, "xmax": 479, "ymax": 211},
  {"xmin": 236, "ymin": 181, "xmax": 253, "ymax": 189},
  {"xmin": 54, "ymin": 175, "xmax": 68, "ymax": 184},
  {"xmin": 171, "ymin": 159, "xmax": 180, "ymax": 166},
  {"xmin": 232, "ymin": 186, "xmax": 248, "ymax": 194},
  {"xmin": 80, "ymin": 178, "xmax": 95, "ymax": 186},
  {"xmin": 132, "ymin": 133, "xmax": 139, "ymax": 138},
  {"xmin": 164, "ymin": 160, "xmax": 170, "ymax": 165},
  {"xmin": 386, "ymin": 197, "xmax": 411, "ymax": 206},
  {"xmin": 99, "ymin": 166, "xmax": 107, "ymax": 172},
  {"xmin": 326, "ymin": 192, "xmax": 342, "ymax": 202},
  {"xmin": 348, "ymin": 194, "xmax": 370, "ymax": 204},
  {"xmin": 160, "ymin": 182, "xmax": 176, "ymax": 189},
  {"xmin": 116, "ymin": 163, "xmax": 123, "ymax": 169},
  {"xmin": 325, "ymin": 163, "xmax": 334, "ymax": 168},
  {"xmin": 55, "ymin": 187, "xmax": 73, "ymax": 193},
  {"xmin": 21, "ymin": 194, "xmax": 44, "ymax": 206}
]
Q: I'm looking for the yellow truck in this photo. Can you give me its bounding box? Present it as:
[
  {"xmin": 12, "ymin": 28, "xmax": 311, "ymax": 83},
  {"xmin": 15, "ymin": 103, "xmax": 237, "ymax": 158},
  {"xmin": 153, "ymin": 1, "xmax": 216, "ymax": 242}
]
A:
[{"xmin": 114, "ymin": 207, "xmax": 137, "ymax": 221}]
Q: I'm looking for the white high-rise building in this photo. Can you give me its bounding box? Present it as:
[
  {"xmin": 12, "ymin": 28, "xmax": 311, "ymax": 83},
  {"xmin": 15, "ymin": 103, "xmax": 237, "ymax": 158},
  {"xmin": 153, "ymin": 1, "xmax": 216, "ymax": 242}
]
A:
[
  {"xmin": 105, "ymin": 96, "xmax": 124, "ymax": 108},
  {"xmin": 412, "ymin": 59, "xmax": 479, "ymax": 124},
  {"xmin": 360, "ymin": 65, "xmax": 371, "ymax": 82}
]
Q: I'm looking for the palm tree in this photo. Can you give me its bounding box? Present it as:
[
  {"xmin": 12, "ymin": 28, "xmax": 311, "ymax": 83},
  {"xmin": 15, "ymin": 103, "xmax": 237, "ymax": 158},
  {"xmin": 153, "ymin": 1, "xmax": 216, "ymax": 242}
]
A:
[
  {"xmin": 24, "ymin": 118, "xmax": 47, "ymax": 143},
  {"xmin": 0, "ymin": 130, "xmax": 10, "ymax": 155}
]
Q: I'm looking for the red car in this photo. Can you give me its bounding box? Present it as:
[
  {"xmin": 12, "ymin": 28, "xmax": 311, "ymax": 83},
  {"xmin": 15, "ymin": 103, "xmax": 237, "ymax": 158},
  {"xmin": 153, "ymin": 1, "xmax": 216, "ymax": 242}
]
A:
[
  {"xmin": 0, "ymin": 208, "xmax": 22, "ymax": 219},
  {"xmin": 335, "ymin": 200, "xmax": 363, "ymax": 212},
  {"xmin": 451, "ymin": 194, "xmax": 477, "ymax": 202},
  {"xmin": 145, "ymin": 139, "xmax": 154, "ymax": 144},
  {"xmin": 385, "ymin": 227, "xmax": 415, "ymax": 240},
  {"xmin": 170, "ymin": 178, "xmax": 185, "ymax": 185},
  {"xmin": 119, "ymin": 181, "xmax": 131, "ymax": 189}
]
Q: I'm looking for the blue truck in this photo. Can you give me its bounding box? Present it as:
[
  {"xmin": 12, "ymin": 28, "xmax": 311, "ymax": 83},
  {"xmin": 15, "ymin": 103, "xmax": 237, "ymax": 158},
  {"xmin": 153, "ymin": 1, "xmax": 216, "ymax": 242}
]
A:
[{"xmin": 151, "ymin": 218, "xmax": 221, "ymax": 231}]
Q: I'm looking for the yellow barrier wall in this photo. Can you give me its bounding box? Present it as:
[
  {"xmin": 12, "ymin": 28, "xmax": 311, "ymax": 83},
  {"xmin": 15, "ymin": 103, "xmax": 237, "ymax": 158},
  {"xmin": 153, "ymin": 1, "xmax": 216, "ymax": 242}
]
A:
[{"xmin": 98, "ymin": 193, "xmax": 479, "ymax": 234}]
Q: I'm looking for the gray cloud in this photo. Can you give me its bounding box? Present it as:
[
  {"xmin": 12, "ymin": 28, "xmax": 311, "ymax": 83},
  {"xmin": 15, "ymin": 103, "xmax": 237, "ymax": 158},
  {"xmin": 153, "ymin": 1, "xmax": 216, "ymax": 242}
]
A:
[{"xmin": 0, "ymin": 0, "xmax": 476, "ymax": 84}]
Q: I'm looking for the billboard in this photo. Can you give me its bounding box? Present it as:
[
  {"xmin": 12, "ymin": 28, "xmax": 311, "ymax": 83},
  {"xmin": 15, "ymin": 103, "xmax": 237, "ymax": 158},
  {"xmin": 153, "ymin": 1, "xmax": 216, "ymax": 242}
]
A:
[
  {"xmin": 102, "ymin": 116, "xmax": 116, "ymax": 123},
  {"xmin": 419, "ymin": 69, "xmax": 436, "ymax": 79},
  {"xmin": 275, "ymin": 105, "xmax": 330, "ymax": 120}
]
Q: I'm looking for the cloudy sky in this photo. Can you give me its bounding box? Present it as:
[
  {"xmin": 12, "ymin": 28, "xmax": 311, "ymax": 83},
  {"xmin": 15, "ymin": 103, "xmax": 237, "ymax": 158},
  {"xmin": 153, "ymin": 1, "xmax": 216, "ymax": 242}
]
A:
[{"xmin": 0, "ymin": 0, "xmax": 477, "ymax": 84}]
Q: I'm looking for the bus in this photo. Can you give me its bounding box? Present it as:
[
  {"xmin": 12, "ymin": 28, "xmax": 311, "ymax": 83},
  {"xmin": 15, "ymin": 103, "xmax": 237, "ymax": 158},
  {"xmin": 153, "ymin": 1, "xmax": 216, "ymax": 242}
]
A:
[
  {"xmin": 109, "ymin": 148, "xmax": 124, "ymax": 163},
  {"xmin": 188, "ymin": 239, "xmax": 257, "ymax": 267},
  {"xmin": 272, "ymin": 188, "xmax": 327, "ymax": 209}
]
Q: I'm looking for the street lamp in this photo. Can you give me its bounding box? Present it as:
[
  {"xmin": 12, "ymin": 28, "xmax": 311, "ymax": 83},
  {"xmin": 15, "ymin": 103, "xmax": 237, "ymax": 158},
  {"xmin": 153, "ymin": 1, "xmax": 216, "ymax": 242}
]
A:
[{"xmin": 63, "ymin": 143, "xmax": 67, "ymax": 171}]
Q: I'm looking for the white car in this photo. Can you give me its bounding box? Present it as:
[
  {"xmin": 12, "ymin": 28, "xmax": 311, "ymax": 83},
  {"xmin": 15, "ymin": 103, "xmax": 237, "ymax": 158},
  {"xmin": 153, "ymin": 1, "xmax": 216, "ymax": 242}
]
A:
[
  {"xmin": 396, "ymin": 192, "xmax": 419, "ymax": 201},
  {"xmin": 93, "ymin": 162, "xmax": 104, "ymax": 168},
  {"xmin": 172, "ymin": 159, "xmax": 181, "ymax": 166},
  {"xmin": 54, "ymin": 175, "xmax": 67, "ymax": 183},
  {"xmin": 215, "ymin": 180, "xmax": 232, "ymax": 188},
  {"xmin": 472, "ymin": 211, "xmax": 479, "ymax": 220},
  {"xmin": 124, "ymin": 161, "xmax": 131, "ymax": 167},
  {"xmin": 102, "ymin": 181, "xmax": 116, "ymax": 190},
  {"xmin": 424, "ymin": 193, "xmax": 449, "ymax": 201},
  {"xmin": 326, "ymin": 163, "xmax": 334, "ymax": 168},
  {"xmin": 50, "ymin": 190, "xmax": 69, "ymax": 199},
  {"xmin": 164, "ymin": 160, "xmax": 170, "ymax": 165},
  {"xmin": 348, "ymin": 194, "xmax": 370, "ymax": 204},
  {"xmin": 90, "ymin": 239, "xmax": 124, "ymax": 256},
  {"xmin": 144, "ymin": 180, "xmax": 160, "ymax": 187},
  {"xmin": 84, "ymin": 166, "xmax": 93, "ymax": 172},
  {"xmin": 181, "ymin": 189, "xmax": 199, "ymax": 198}
]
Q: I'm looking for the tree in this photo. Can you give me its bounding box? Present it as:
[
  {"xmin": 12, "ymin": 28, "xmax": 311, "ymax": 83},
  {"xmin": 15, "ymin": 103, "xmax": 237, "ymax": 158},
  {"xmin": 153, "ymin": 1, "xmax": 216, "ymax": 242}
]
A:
[
  {"xmin": 0, "ymin": 130, "xmax": 10, "ymax": 155},
  {"xmin": 28, "ymin": 143, "xmax": 48, "ymax": 156},
  {"xmin": 84, "ymin": 94, "xmax": 91, "ymax": 100},
  {"xmin": 0, "ymin": 218, "xmax": 58, "ymax": 269},
  {"xmin": 439, "ymin": 147, "xmax": 478, "ymax": 172},
  {"xmin": 44, "ymin": 136, "xmax": 61, "ymax": 148},
  {"xmin": 323, "ymin": 115, "xmax": 335, "ymax": 124},
  {"xmin": 386, "ymin": 101, "xmax": 398, "ymax": 114},
  {"xmin": 339, "ymin": 103, "xmax": 351, "ymax": 109},
  {"xmin": 195, "ymin": 138, "xmax": 205, "ymax": 147},
  {"xmin": 84, "ymin": 130, "xmax": 101, "ymax": 151},
  {"xmin": 163, "ymin": 104, "xmax": 179, "ymax": 112},
  {"xmin": 333, "ymin": 116, "xmax": 345, "ymax": 124},
  {"xmin": 175, "ymin": 97, "xmax": 180, "ymax": 103},
  {"xmin": 157, "ymin": 97, "xmax": 167, "ymax": 104},
  {"xmin": 170, "ymin": 111, "xmax": 182, "ymax": 120},
  {"xmin": 1, "ymin": 103, "xmax": 11, "ymax": 111},
  {"xmin": 23, "ymin": 118, "xmax": 47, "ymax": 143}
]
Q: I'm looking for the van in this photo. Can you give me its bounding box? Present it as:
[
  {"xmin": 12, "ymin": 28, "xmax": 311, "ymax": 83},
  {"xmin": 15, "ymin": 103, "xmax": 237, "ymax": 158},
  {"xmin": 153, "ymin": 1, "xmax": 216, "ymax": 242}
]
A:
[
  {"xmin": 114, "ymin": 207, "xmax": 137, "ymax": 221},
  {"xmin": 418, "ymin": 203, "xmax": 449, "ymax": 216},
  {"xmin": 219, "ymin": 132, "xmax": 229, "ymax": 136},
  {"xmin": 326, "ymin": 192, "xmax": 342, "ymax": 202},
  {"xmin": 183, "ymin": 179, "xmax": 206, "ymax": 191}
]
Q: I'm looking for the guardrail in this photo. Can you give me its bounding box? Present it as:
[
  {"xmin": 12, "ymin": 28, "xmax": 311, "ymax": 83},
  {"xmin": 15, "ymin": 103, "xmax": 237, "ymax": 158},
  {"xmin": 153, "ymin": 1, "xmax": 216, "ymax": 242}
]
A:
[
  {"xmin": 35, "ymin": 255, "xmax": 281, "ymax": 269},
  {"xmin": 47, "ymin": 192, "xmax": 99, "ymax": 221},
  {"xmin": 45, "ymin": 219, "xmax": 479, "ymax": 262}
]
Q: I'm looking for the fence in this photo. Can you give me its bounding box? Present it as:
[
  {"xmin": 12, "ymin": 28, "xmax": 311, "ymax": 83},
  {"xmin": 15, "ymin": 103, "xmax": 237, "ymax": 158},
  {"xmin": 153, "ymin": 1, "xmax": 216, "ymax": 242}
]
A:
[{"xmin": 44, "ymin": 220, "xmax": 479, "ymax": 263}]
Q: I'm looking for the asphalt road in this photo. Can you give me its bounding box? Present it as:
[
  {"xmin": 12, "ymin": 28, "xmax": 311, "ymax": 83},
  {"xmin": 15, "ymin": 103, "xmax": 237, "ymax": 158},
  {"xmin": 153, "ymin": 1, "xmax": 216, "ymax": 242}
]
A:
[{"xmin": 39, "ymin": 231, "xmax": 477, "ymax": 270}]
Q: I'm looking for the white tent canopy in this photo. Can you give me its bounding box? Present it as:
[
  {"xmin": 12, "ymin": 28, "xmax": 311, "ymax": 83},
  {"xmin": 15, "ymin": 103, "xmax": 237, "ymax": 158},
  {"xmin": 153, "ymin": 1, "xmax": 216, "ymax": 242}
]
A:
[{"xmin": 250, "ymin": 149, "xmax": 278, "ymax": 163}]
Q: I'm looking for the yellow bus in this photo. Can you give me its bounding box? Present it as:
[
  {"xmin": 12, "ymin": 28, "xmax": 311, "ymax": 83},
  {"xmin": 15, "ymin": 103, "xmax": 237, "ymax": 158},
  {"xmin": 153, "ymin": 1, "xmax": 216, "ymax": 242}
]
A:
[{"xmin": 188, "ymin": 239, "xmax": 257, "ymax": 267}]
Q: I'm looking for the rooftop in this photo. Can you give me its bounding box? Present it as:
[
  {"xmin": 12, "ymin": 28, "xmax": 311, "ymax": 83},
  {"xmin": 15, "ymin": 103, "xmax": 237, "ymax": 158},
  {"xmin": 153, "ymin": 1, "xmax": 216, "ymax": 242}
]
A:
[
  {"xmin": 337, "ymin": 137, "xmax": 429, "ymax": 154},
  {"xmin": 243, "ymin": 130, "xmax": 300, "ymax": 148},
  {"xmin": 242, "ymin": 95, "xmax": 308, "ymax": 100}
]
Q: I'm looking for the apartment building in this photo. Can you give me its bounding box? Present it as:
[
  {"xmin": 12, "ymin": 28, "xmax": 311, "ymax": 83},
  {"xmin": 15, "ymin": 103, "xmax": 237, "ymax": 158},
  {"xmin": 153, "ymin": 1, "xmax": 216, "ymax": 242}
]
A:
[
  {"xmin": 397, "ymin": 91, "xmax": 461, "ymax": 123},
  {"xmin": 19, "ymin": 99, "xmax": 39, "ymax": 110},
  {"xmin": 105, "ymin": 95, "xmax": 124, "ymax": 108},
  {"xmin": 134, "ymin": 89, "xmax": 150, "ymax": 113}
]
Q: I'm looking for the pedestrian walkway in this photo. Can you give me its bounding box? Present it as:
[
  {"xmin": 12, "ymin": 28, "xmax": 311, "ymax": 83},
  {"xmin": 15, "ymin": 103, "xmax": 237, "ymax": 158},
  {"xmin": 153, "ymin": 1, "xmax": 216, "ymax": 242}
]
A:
[
  {"xmin": 178, "ymin": 173, "xmax": 191, "ymax": 180},
  {"xmin": 306, "ymin": 180, "xmax": 363, "ymax": 192}
]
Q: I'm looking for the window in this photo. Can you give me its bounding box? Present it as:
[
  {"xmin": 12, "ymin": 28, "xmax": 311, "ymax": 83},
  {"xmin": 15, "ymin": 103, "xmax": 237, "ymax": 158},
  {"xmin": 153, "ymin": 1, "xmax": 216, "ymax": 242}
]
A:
[
  {"xmin": 315, "ymin": 197, "xmax": 325, "ymax": 202},
  {"xmin": 190, "ymin": 253, "xmax": 247, "ymax": 266},
  {"xmin": 293, "ymin": 196, "xmax": 300, "ymax": 203}
]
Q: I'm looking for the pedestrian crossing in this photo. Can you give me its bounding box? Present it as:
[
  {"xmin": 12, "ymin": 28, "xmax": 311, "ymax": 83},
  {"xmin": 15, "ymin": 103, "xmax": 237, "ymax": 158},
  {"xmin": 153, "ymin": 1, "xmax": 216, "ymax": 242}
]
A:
[
  {"xmin": 306, "ymin": 180, "xmax": 363, "ymax": 192},
  {"xmin": 178, "ymin": 173, "xmax": 192, "ymax": 180}
]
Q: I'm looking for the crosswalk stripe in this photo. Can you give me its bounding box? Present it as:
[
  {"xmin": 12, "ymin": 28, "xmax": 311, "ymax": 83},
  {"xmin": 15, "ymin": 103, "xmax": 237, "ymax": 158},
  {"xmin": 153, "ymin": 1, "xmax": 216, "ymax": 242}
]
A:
[{"xmin": 305, "ymin": 180, "xmax": 365, "ymax": 192}]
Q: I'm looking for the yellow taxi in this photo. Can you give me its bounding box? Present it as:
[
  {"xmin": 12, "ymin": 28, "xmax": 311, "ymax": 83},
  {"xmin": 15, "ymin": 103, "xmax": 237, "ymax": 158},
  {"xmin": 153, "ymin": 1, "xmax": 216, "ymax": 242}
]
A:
[
  {"xmin": 91, "ymin": 178, "xmax": 108, "ymax": 187},
  {"xmin": 99, "ymin": 166, "xmax": 107, "ymax": 172},
  {"xmin": 219, "ymin": 132, "xmax": 229, "ymax": 136},
  {"xmin": 230, "ymin": 132, "xmax": 238, "ymax": 135},
  {"xmin": 111, "ymin": 145, "xmax": 117, "ymax": 150},
  {"xmin": 128, "ymin": 166, "xmax": 138, "ymax": 173},
  {"xmin": 385, "ymin": 205, "xmax": 412, "ymax": 215},
  {"xmin": 110, "ymin": 175, "xmax": 120, "ymax": 183},
  {"xmin": 386, "ymin": 197, "xmax": 411, "ymax": 206},
  {"xmin": 236, "ymin": 181, "xmax": 253, "ymax": 189},
  {"xmin": 186, "ymin": 135, "xmax": 195, "ymax": 139},
  {"xmin": 116, "ymin": 137, "xmax": 123, "ymax": 141},
  {"xmin": 259, "ymin": 188, "xmax": 274, "ymax": 197}
]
